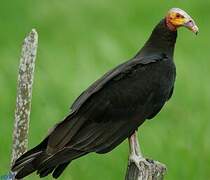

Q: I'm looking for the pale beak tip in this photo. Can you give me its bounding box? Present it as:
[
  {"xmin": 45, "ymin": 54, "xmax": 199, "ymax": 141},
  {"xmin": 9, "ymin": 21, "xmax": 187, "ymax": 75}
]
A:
[
  {"xmin": 193, "ymin": 26, "xmax": 199, "ymax": 35},
  {"xmin": 191, "ymin": 25, "xmax": 199, "ymax": 35}
]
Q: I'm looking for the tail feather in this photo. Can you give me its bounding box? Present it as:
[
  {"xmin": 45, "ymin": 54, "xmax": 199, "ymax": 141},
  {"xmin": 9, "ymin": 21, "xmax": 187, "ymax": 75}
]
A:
[
  {"xmin": 15, "ymin": 163, "xmax": 35, "ymax": 179},
  {"xmin": 39, "ymin": 166, "xmax": 55, "ymax": 178},
  {"xmin": 14, "ymin": 151, "xmax": 51, "ymax": 179},
  {"xmin": 38, "ymin": 161, "xmax": 71, "ymax": 179},
  {"xmin": 12, "ymin": 151, "xmax": 42, "ymax": 171},
  {"xmin": 37, "ymin": 149, "xmax": 86, "ymax": 175},
  {"xmin": 11, "ymin": 136, "xmax": 51, "ymax": 179},
  {"xmin": 52, "ymin": 161, "xmax": 71, "ymax": 179},
  {"xmin": 12, "ymin": 137, "xmax": 49, "ymax": 171},
  {"xmin": 11, "ymin": 113, "xmax": 89, "ymax": 179}
]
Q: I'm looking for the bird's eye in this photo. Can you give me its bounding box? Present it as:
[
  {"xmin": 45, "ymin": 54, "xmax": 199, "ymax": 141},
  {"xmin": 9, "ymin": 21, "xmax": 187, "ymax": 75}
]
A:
[{"xmin": 176, "ymin": 14, "xmax": 181, "ymax": 18}]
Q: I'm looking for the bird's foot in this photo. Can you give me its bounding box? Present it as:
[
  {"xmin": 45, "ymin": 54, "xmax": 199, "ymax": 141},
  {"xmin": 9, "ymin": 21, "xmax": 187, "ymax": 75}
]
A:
[
  {"xmin": 129, "ymin": 153, "xmax": 152, "ymax": 171},
  {"xmin": 128, "ymin": 154, "xmax": 167, "ymax": 179}
]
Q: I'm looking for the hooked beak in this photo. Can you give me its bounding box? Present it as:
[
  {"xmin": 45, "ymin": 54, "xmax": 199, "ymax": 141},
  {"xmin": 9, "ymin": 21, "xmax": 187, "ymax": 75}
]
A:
[{"xmin": 184, "ymin": 19, "xmax": 199, "ymax": 35}]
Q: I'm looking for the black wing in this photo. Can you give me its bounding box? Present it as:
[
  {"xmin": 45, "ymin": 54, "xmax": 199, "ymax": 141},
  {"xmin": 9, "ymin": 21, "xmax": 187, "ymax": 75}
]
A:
[
  {"xmin": 47, "ymin": 52, "xmax": 172, "ymax": 153},
  {"xmin": 70, "ymin": 53, "xmax": 166, "ymax": 113}
]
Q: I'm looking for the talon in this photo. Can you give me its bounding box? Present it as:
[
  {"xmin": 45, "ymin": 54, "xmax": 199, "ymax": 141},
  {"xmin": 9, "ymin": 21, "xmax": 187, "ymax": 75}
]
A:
[
  {"xmin": 129, "ymin": 154, "xmax": 152, "ymax": 171},
  {"xmin": 146, "ymin": 158, "xmax": 154, "ymax": 164}
]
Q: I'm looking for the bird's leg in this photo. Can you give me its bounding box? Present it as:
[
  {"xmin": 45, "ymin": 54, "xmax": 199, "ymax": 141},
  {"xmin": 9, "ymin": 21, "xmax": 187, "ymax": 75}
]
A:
[
  {"xmin": 129, "ymin": 130, "xmax": 142, "ymax": 157},
  {"xmin": 127, "ymin": 131, "xmax": 167, "ymax": 180},
  {"xmin": 128, "ymin": 130, "xmax": 151, "ymax": 170}
]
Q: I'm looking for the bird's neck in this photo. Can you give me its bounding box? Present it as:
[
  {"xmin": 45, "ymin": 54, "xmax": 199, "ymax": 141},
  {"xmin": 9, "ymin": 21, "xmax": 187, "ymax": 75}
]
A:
[{"xmin": 136, "ymin": 19, "xmax": 177, "ymax": 59}]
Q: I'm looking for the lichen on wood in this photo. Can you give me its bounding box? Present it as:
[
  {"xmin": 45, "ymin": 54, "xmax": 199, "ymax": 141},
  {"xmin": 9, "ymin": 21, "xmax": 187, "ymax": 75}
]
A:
[
  {"xmin": 11, "ymin": 29, "xmax": 38, "ymax": 167},
  {"xmin": 125, "ymin": 158, "xmax": 167, "ymax": 180}
]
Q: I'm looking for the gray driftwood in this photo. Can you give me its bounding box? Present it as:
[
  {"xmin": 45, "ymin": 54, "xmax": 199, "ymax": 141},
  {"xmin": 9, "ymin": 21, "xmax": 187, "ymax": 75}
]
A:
[{"xmin": 11, "ymin": 29, "xmax": 38, "ymax": 176}]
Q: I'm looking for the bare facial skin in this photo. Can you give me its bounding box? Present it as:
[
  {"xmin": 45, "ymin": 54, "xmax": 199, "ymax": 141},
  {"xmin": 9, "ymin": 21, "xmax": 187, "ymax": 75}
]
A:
[{"xmin": 166, "ymin": 8, "xmax": 199, "ymax": 34}]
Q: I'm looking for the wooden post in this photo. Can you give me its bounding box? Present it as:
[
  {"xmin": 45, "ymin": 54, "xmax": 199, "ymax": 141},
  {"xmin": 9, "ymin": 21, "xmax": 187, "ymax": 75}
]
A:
[
  {"xmin": 125, "ymin": 158, "xmax": 166, "ymax": 180},
  {"xmin": 11, "ymin": 29, "xmax": 38, "ymax": 178}
]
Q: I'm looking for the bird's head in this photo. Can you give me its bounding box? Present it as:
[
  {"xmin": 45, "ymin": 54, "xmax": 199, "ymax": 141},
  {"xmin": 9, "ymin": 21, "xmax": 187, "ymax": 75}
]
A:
[{"xmin": 166, "ymin": 8, "xmax": 199, "ymax": 35}]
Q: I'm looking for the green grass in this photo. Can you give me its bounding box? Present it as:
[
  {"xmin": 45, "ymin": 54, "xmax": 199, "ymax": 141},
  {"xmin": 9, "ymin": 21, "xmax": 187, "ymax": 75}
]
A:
[{"xmin": 0, "ymin": 0, "xmax": 210, "ymax": 179}]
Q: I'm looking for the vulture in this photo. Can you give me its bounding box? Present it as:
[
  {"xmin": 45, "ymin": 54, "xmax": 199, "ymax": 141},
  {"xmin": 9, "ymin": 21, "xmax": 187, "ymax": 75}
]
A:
[{"xmin": 12, "ymin": 8, "xmax": 198, "ymax": 179}]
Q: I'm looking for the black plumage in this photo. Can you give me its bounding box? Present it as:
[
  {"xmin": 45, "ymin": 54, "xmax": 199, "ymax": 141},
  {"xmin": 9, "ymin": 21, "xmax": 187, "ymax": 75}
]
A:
[{"xmin": 12, "ymin": 19, "xmax": 177, "ymax": 179}]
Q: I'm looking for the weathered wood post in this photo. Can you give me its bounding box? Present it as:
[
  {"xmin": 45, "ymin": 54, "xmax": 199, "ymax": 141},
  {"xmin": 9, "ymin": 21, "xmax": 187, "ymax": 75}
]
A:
[
  {"xmin": 125, "ymin": 134, "xmax": 167, "ymax": 180},
  {"xmin": 11, "ymin": 29, "xmax": 38, "ymax": 179},
  {"xmin": 125, "ymin": 158, "xmax": 166, "ymax": 180}
]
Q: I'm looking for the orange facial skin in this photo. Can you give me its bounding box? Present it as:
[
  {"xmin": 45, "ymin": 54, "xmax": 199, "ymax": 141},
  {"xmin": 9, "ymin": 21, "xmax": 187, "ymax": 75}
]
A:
[{"xmin": 166, "ymin": 8, "xmax": 199, "ymax": 34}]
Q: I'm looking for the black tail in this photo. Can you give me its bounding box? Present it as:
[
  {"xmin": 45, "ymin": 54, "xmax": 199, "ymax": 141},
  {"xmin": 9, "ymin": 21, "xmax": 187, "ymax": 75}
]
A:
[
  {"xmin": 11, "ymin": 136, "xmax": 74, "ymax": 179},
  {"xmin": 11, "ymin": 136, "xmax": 50, "ymax": 178},
  {"xmin": 11, "ymin": 114, "xmax": 88, "ymax": 179}
]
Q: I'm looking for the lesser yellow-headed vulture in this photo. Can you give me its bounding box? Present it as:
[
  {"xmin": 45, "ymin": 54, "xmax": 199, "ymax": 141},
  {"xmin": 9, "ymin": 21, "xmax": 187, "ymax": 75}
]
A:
[{"xmin": 12, "ymin": 8, "xmax": 198, "ymax": 179}]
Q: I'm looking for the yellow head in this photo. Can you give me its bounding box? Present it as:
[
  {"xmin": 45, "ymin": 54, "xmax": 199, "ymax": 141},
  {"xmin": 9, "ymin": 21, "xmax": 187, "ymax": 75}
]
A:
[{"xmin": 166, "ymin": 8, "xmax": 199, "ymax": 34}]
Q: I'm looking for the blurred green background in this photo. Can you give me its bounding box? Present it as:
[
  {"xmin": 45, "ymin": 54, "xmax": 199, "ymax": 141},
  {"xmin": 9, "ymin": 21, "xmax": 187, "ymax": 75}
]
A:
[{"xmin": 0, "ymin": 0, "xmax": 209, "ymax": 179}]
